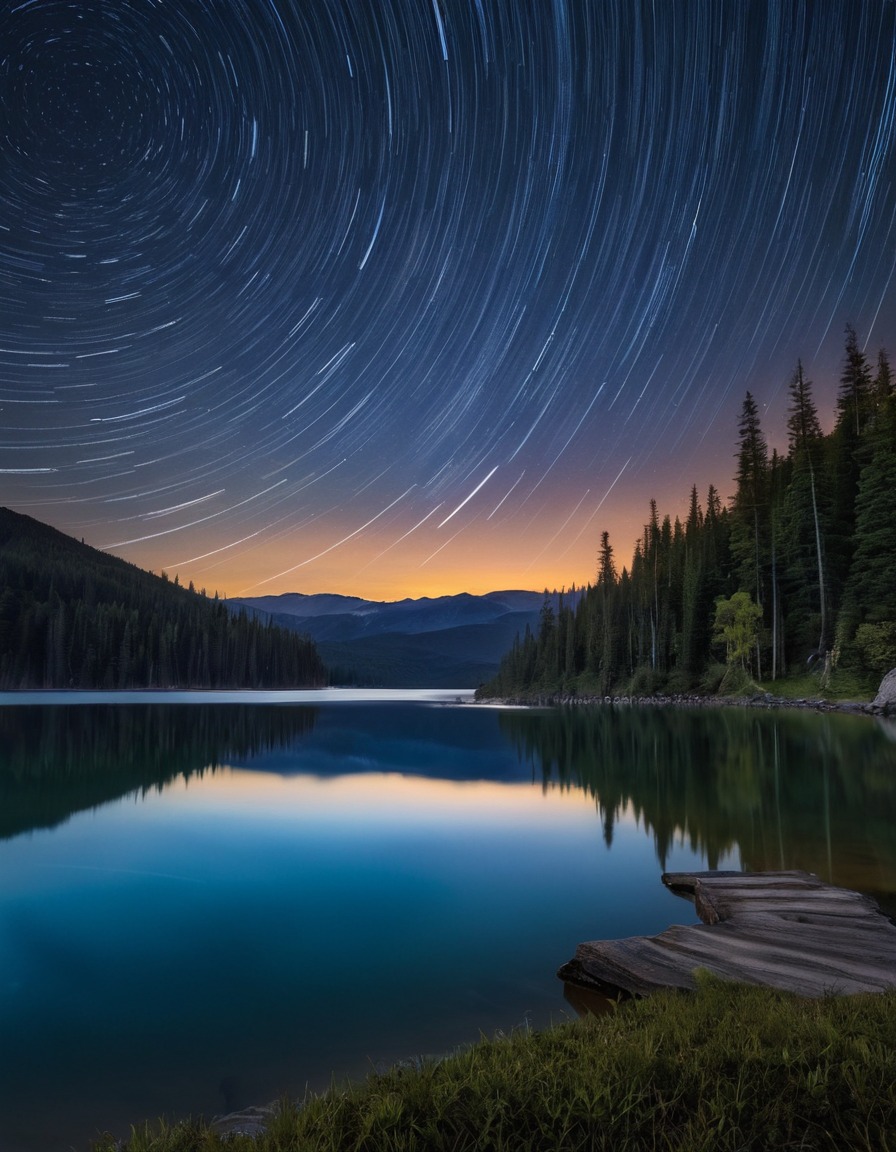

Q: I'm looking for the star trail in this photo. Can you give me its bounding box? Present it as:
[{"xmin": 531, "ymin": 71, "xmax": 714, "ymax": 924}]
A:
[{"xmin": 2, "ymin": 1, "xmax": 896, "ymax": 598}]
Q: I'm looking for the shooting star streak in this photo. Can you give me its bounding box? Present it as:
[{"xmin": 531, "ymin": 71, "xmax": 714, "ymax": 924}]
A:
[
  {"xmin": 487, "ymin": 471, "xmax": 525, "ymax": 520},
  {"xmin": 431, "ymin": 0, "xmax": 449, "ymax": 60},
  {"xmin": 554, "ymin": 457, "xmax": 632, "ymax": 562},
  {"xmin": 508, "ymin": 396, "xmax": 553, "ymax": 461},
  {"xmin": 527, "ymin": 385, "xmax": 604, "ymax": 496},
  {"xmin": 438, "ymin": 466, "xmax": 498, "ymax": 527},
  {"xmin": 360, "ymin": 504, "xmax": 445, "ymax": 570},
  {"xmin": 523, "ymin": 489, "xmax": 591, "ymax": 573},
  {"xmin": 592, "ymin": 457, "xmax": 631, "ymax": 515},
  {"xmin": 104, "ymin": 480, "xmax": 287, "ymax": 547},
  {"xmin": 419, "ymin": 520, "xmax": 472, "ymax": 567},
  {"xmin": 247, "ymin": 486, "xmax": 415, "ymax": 588},
  {"xmin": 145, "ymin": 491, "xmax": 225, "ymax": 519},
  {"xmin": 169, "ymin": 526, "xmax": 270, "ymax": 566}
]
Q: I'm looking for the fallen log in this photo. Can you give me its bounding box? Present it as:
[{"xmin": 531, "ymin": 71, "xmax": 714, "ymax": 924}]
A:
[{"xmin": 558, "ymin": 869, "xmax": 896, "ymax": 999}]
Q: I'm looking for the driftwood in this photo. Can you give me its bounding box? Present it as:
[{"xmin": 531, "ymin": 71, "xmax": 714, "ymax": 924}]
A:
[{"xmin": 558, "ymin": 870, "xmax": 896, "ymax": 999}]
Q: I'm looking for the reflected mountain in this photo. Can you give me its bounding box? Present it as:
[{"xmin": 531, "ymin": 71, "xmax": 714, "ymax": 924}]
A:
[
  {"xmin": 2, "ymin": 700, "xmax": 535, "ymax": 842},
  {"xmin": 500, "ymin": 705, "xmax": 896, "ymax": 898},
  {"xmin": 226, "ymin": 702, "xmax": 535, "ymax": 783},
  {"xmin": 0, "ymin": 704, "xmax": 318, "ymax": 840},
  {"xmin": 5, "ymin": 701, "xmax": 896, "ymax": 909}
]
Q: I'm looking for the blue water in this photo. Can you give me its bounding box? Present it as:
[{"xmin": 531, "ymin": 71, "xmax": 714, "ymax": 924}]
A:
[{"xmin": 2, "ymin": 695, "xmax": 893, "ymax": 1151}]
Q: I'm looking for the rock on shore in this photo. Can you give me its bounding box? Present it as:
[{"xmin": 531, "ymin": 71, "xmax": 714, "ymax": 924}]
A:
[{"xmin": 874, "ymin": 668, "xmax": 896, "ymax": 714}]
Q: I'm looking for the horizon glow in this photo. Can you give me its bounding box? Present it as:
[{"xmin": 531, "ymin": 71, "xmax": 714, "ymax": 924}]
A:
[{"xmin": 2, "ymin": 3, "xmax": 895, "ymax": 599}]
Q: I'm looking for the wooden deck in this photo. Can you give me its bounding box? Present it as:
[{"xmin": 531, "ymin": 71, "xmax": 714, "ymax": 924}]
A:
[{"xmin": 558, "ymin": 870, "xmax": 896, "ymax": 999}]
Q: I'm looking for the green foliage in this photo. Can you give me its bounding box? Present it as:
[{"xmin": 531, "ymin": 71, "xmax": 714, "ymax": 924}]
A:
[
  {"xmin": 502, "ymin": 705, "xmax": 896, "ymax": 871},
  {"xmin": 479, "ymin": 324, "xmax": 896, "ymax": 701},
  {"xmin": 755, "ymin": 668, "xmax": 877, "ymax": 702},
  {"xmin": 714, "ymin": 662, "xmax": 756, "ymax": 695},
  {"xmin": 713, "ymin": 591, "xmax": 763, "ymax": 670},
  {"xmin": 780, "ymin": 362, "xmax": 830, "ymax": 656},
  {"xmin": 852, "ymin": 623, "xmax": 896, "ymax": 675},
  {"xmin": 826, "ymin": 325, "xmax": 875, "ymax": 610},
  {"xmin": 729, "ymin": 391, "xmax": 770, "ymax": 611},
  {"xmin": 840, "ymin": 398, "xmax": 896, "ymax": 643},
  {"xmin": 626, "ymin": 665, "xmax": 661, "ymax": 696},
  {"xmin": 0, "ymin": 507, "xmax": 326, "ymax": 689},
  {"xmin": 698, "ymin": 661, "xmax": 729, "ymax": 694},
  {"xmin": 90, "ymin": 981, "xmax": 896, "ymax": 1152}
]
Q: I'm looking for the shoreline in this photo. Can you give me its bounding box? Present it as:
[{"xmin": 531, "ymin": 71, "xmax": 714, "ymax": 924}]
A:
[
  {"xmin": 0, "ymin": 687, "xmax": 477, "ymax": 706},
  {"xmin": 473, "ymin": 688, "xmax": 891, "ymax": 717}
]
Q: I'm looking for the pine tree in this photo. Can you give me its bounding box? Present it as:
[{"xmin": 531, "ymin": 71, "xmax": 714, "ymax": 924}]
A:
[
  {"xmin": 597, "ymin": 530, "xmax": 616, "ymax": 587},
  {"xmin": 594, "ymin": 532, "xmax": 620, "ymax": 692},
  {"xmin": 839, "ymin": 395, "xmax": 896, "ymax": 644},
  {"xmin": 702, "ymin": 484, "xmax": 730, "ymax": 604},
  {"xmin": 768, "ymin": 450, "xmax": 787, "ymax": 679},
  {"xmin": 828, "ymin": 325, "xmax": 874, "ymax": 612},
  {"xmin": 837, "ymin": 323, "xmax": 874, "ymax": 439},
  {"xmin": 644, "ymin": 501, "xmax": 661, "ymax": 671},
  {"xmin": 873, "ymin": 347, "xmax": 893, "ymax": 412},
  {"xmin": 781, "ymin": 361, "xmax": 829, "ymax": 658},
  {"xmin": 729, "ymin": 392, "xmax": 770, "ymax": 676},
  {"xmin": 680, "ymin": 486, "xmax": 704, "ymax": 676},
  {"xmin": 535, "ymin": 591, "xmax": 559, "ymax": 687}
]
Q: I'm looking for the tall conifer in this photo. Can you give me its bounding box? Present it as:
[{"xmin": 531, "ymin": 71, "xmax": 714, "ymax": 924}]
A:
[
  {"xmin": 782, "ymin": 362, "xmax": 828, "ymax": 656},
  {"xmin": 828, "ymin": 325, "xmax": 873, "ymax": 609},
  {"xmin": 680, "ymin": 486, "xmax": 704, "ymax": 675},
  {"xmin": 729, "ymin": 392, "xmax": 769, "ymax": 675},
  {"xmin": 840, "ymin": 394, "xmax": 896, "ymax": 639}
]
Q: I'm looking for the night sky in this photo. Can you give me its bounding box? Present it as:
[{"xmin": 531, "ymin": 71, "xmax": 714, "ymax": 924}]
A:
[{"xmin": 3, "ymin": 1, "xmax": 896, "ymax": 600}]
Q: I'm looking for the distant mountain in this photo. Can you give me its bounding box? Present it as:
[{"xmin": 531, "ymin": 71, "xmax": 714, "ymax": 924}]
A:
[
  {"xmin": 233, "ymin": 589, "xmax": 583, "ymax": 688},
  {"xmin": 238, "ymin": 592, "xmax": 375, "ymax": 619},
  {"xmin": 0, "ymin": 507, "xmax": 326, "ymax": 689}
]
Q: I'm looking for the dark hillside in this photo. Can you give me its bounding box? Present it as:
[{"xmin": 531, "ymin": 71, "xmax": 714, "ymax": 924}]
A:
[
  {"xmin": 318, "ymin": 614, "xmax": 541, "ymax": 687},
  {"xmin": 234, "ymin": 589, "xmax": 583, "ymax": 687},
  {"xmin": 0, "ymin": 507, "xmax": 325, "ymax": 689}
]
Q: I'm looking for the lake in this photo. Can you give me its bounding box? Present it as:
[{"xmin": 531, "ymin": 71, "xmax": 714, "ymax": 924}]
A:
[{"xmin": 2, "ymin": 691, "xmax": 895, "ymax": 1151}]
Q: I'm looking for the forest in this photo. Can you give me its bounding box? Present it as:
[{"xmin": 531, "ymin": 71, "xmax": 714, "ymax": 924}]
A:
[
  {"xmin": 481, "ymin": 324, "xmax": 896, "ymax": 699},
  {"xmin": 0, "ymin": 506, "xmax": 326, "ymax": 689}
]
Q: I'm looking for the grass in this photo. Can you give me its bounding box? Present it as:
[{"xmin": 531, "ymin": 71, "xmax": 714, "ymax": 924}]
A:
[
  {"xmin": 756, "ymin": 668, "xmax": 877, "ymax": 703},
  {"xmin": 91, "ymin": 976, "xmax": 896, "ymax": 1152}
]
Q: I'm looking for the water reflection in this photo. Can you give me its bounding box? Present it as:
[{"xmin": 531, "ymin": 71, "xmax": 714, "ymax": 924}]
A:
[
  {"xmin": 4, "ymin": 702, "xmax": 896, "ymax": 899},
  {"xmin": 3, "ymin": 707, "xmax": 677, "ymax": 1152},
  {"xmin": 500, "ymin": 705, "xmax": 896, "ymax": 897},
  {"xmin": 0, "ymin": 704, "xmax": 318, "ymax": 840},
  {"xmin": 2, "ymin": 700, "xmax": 896, "ymax": 1151}
]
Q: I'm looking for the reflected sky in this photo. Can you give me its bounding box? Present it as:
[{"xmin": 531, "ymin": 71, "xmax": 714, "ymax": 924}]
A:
[
  {"xmin": 0, "ymin": 757, "xmax": 713, "ymax": 1152},
  {"xmin": 3, "ymin": 698, "xmax": 894, "ymax": 1152},
  {"xmin": 0, "ymin": 688, "xmax": 476, "ymax": 706}
]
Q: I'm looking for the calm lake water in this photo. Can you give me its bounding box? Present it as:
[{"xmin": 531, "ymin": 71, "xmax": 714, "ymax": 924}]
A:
[{"xmin": 2, "ymin": 692, "xmax": 895, "ymax": 1151}]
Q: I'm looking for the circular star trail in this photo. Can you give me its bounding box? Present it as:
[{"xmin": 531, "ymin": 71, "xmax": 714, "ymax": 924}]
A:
[{"xmin": 2, "ymin": 1, "xmax": 896, "ymax": 597}]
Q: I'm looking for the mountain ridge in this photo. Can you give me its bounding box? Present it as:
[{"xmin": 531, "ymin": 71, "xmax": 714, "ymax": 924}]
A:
[
  {"xmin": 0, "ymin": 504, "xmax": 579, "ymax": 689},
  {"xmin": 0, "ymin": 506, "xmax": 326, "ymax": 689},
  {"xmin": 233, "ymin": 588, "xmax": 584, "ymax": 687}
]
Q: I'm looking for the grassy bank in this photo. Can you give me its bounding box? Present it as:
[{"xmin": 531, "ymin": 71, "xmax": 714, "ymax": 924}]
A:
[
  {"xmin": 754, "ymin": 668, "xmax": 877, "ymax": 703},
  {"xmin": 93, "ymin": 976, "xmax": 896, "ymax": 1151},
  {"xmin": 475, "ymin": 664, "xmax": 882, "ymax": 710}
]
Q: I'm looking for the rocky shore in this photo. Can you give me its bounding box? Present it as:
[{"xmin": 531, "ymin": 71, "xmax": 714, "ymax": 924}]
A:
[{"xmin": 475, "ymin": 666, "xmax": 896, "ymax": 718}]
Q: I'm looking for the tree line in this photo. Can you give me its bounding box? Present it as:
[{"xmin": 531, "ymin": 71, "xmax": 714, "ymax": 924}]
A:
[
  {"xmin": 0, "ymin": 507, "xmax": 327, "ymax": 689},
  {"xmin": 0, "ymin": 703, "xmax": 319, "ymax": 839},
  {"xmin": 497, "ymin": 706, "xmax": 896, "ymax": 874},
  {"xmin": 481, "ymin": 324, "xmax": 896, "ymax": 698}
]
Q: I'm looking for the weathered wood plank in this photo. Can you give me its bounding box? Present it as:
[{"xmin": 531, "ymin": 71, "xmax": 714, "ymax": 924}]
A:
[{"xmin": 558, "ymin": 870, "xmax": 896, "ymax": 999}]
